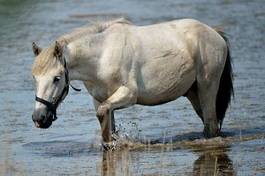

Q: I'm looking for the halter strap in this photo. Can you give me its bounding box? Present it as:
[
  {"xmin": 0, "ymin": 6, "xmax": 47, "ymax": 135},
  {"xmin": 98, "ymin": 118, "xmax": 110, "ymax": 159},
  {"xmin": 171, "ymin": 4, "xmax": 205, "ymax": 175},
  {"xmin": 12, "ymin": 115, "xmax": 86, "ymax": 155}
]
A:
[
  {"xmin": 70, "ymin": 84, "xmax": 81, "ymax": 92},
  {"xmin": 35, "ymin": 60, "xmax": 80, "ymax": 121}
]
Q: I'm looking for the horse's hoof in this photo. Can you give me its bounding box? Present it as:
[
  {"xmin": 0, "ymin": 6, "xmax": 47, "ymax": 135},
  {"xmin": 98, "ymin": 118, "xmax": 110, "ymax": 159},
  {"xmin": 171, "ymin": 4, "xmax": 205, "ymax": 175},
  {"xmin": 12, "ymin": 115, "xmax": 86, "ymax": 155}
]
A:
[
  {"xmin": 102, "ymin": 132, "xmax": 120, "ymax": 151},
  {"xmin": 203, "ymin": 126, "xmax": 219, "ymax": 138},
  {"xmin": 102, "ymin": 141, "xmax": 117, "ymax": 151}
]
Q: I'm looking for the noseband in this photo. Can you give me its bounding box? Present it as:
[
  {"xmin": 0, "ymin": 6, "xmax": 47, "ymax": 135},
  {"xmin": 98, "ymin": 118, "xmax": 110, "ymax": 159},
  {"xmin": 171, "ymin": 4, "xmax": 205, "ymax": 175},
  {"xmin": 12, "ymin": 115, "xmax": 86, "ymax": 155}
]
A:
[{"xmin": 35, "ymin": 61, "xmax": 81, "ymax": 121}]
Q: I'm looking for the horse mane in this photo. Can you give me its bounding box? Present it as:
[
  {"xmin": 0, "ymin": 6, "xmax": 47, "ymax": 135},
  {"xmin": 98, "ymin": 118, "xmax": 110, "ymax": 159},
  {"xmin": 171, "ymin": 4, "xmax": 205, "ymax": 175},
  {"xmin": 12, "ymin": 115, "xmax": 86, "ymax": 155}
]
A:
[
  {"xmin": 58, "ymin": 18, "xmax": 131, "ymax": 43},
  {"xmin": 32, "ymin": 18, "xmax": 131, "ymax": 75}
]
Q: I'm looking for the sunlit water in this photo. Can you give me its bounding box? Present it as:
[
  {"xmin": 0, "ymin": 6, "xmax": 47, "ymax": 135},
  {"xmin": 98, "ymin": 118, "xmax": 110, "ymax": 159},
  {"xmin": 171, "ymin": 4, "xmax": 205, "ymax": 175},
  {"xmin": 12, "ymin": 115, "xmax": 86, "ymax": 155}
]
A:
[{"xmin": 0, "ymin": 0, "xmax": 264, "ymax": 175}]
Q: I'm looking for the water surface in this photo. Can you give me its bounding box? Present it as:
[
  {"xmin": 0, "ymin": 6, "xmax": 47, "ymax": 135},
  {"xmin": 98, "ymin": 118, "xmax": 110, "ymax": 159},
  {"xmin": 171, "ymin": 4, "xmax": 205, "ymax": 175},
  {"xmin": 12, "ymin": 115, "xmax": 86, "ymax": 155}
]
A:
[{"xmin": 0, "ymin": 0, "xmax": 265, "ymax": 175}]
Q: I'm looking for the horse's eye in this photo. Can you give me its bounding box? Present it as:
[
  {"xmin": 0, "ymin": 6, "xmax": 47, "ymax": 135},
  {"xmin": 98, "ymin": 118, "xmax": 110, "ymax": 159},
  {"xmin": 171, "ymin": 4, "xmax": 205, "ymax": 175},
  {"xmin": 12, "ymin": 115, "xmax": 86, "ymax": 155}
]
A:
[{"xmin": 53, "ymin": 76, "xmax": 61, "ymax": 83}]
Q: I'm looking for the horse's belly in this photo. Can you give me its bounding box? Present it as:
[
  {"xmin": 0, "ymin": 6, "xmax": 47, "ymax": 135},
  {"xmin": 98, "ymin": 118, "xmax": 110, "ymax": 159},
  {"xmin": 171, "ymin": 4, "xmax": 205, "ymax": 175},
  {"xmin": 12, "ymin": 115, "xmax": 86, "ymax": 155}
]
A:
[{"xmin": 136, "ymin": 57, "xmax": 195, "ymax": 105}]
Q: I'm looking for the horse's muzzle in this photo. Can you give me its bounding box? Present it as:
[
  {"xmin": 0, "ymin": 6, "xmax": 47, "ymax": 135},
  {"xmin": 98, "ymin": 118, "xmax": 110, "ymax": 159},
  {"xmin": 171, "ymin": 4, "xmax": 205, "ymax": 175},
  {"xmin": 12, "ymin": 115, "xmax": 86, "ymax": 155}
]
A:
[{"xmin": 32, "ymin": 110, "xmax": 53, "ymax": 129}]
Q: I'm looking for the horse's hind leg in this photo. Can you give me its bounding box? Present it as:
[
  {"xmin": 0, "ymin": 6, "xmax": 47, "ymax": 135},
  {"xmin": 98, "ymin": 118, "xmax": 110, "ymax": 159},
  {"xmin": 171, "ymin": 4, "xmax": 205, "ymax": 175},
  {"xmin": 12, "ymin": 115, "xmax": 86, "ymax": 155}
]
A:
[
  {"xmin": 185, "ymin": 82, "xmax": 203, "ymax": 122},
  {"xmin": 186, "ymin": 82, "xmax": 220, "ymax": 138},
  {"xmin": 194, "ymin": 30, "xmax": 227, "ymax": 138},
  {"xmin": 197, "ymin": 81, "xmax": 220, "ymax": 138}
]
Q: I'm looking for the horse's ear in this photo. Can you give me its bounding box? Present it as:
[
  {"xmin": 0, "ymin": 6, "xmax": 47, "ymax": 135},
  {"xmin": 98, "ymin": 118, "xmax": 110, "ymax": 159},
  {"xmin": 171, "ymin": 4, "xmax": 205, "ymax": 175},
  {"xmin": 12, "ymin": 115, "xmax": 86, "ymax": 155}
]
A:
[
  {"xmin": 32, "ymin": 42, "xmax": 42, "ymax": 56},
  {"xmin": 54, "ymin": 41, "xmax": 64, "ymax": 58}
]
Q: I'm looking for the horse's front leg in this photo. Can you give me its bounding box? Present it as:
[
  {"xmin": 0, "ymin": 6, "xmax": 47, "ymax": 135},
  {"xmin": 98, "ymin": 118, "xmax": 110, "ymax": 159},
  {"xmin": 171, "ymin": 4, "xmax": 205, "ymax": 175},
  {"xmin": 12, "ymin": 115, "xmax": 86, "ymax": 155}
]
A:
[
  {"xmin": 96, "ymin": 86, "xmax": 137, "ymax": 149},
  {"xmin": 93, "ymin": 99, "xmax": 116, "ymax": 138}
]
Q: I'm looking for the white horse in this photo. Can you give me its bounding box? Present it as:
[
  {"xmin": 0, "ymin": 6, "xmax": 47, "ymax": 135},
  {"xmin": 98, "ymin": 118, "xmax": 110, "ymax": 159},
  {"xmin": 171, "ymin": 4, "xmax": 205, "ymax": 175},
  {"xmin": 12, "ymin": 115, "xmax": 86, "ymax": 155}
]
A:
[{"xmin": 32, "ymin": 18, "xmax": 233, "ymax": 149}]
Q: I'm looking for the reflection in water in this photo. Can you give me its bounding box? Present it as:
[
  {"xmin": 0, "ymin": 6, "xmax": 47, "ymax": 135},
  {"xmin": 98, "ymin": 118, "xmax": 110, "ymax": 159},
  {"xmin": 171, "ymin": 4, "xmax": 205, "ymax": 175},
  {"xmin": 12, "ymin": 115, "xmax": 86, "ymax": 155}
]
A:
[
  {"xmin": 101, "ymin": 151, "xmax": 116, "ymax": 176},
  {"xmin": 193, "ymin": 147, "xmax": 234, "ymax": 176},
  {"xmin": 99, "ymin": 146, "xmax": 234, "ymax": 176},
  {"xmin": 101, "ymin": 149, "xmax": 132, "ymax": 176}
]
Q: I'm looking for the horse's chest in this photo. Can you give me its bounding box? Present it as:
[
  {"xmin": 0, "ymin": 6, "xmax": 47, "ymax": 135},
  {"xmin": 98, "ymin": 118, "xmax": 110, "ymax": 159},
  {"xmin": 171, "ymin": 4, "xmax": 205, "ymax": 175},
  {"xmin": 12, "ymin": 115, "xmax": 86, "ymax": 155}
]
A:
[{"xmin": 83, "ymin": 82, "xmax": 109, "ymax": 102}]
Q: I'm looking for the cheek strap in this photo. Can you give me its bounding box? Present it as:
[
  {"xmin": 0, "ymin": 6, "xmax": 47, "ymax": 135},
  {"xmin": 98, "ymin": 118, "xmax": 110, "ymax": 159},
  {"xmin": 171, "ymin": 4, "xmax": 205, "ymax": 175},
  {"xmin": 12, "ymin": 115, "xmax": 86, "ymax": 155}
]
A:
[{"xmin": 35, "ymin": 83, "xmax": 69, "ymax": 121}]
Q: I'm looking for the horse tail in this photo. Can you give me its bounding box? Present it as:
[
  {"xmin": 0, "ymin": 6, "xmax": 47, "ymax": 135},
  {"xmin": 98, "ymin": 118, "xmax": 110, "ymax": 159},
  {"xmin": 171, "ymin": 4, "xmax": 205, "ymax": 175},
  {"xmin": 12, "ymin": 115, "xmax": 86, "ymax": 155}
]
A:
[{"xmin": 216, "ymin": 30, "xmax": 234, "ymax": 130}]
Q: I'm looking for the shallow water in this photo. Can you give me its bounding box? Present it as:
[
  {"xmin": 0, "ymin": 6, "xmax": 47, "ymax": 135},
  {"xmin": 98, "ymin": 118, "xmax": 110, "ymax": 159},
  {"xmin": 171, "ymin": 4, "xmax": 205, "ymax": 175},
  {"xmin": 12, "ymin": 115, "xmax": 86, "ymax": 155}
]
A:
[{"xmin": 0, "ymin": 0, "xmax": 265, "ymax": 175}]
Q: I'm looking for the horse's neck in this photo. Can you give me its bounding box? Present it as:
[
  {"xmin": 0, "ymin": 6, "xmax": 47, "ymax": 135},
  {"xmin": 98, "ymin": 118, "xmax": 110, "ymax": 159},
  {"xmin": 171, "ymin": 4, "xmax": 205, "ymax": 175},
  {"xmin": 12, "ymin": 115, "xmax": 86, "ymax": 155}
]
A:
[
  {"xmin": 66, "ymin": 18, "xmax": 131, "ymax": 82},
  {"xmin": 67, "ymin": 34, "xmax": 104, "ymax": 82}
]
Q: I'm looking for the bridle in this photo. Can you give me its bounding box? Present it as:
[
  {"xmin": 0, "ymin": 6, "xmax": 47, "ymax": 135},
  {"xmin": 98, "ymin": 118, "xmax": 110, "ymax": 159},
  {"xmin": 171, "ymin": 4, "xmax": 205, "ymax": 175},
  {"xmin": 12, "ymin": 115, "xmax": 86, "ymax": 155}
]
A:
[{"xmin": 35, "ymin": 59, "xmax": 81, "ymax": 121}]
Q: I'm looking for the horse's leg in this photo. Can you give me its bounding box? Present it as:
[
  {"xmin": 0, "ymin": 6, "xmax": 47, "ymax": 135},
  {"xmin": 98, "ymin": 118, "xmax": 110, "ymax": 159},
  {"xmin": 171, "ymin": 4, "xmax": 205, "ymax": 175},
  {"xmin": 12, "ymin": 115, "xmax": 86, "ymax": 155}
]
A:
[
  {"xmin": 94, "ymin": 99, "xmax": 115, "ymax": 146},
  {"xmin": 93, "ymin": 98, "xmax": 116, "ymax": 134},
  {"xmin": 186, "ymin": 83, "xmax": 203, "ymax": 122},
  {"xmin": 197, "ymin": 81, "xmax": 219, "ymax": 138},
  {"xmin": 195, "ymin": 32, "xmax": 226, "ymax": 138},
  {"xmin": 96, "ymin": 86, "xmax": 137, "ymax": 144}
]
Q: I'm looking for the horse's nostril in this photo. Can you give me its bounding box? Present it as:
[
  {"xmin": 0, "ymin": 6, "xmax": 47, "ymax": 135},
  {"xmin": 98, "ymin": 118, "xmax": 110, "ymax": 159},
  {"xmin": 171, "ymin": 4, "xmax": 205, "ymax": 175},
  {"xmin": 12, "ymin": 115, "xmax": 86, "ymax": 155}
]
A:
[
  {"xmin": 32, "ymin": 111, "xmax": 47, "ymax": 122},
  {"xmin": 32, "ymin": 114, "xmax": 38, "ymax": 122},
  {"xmin": 41, "ymin": 114, "xmax": 46, "ymax": 119}
]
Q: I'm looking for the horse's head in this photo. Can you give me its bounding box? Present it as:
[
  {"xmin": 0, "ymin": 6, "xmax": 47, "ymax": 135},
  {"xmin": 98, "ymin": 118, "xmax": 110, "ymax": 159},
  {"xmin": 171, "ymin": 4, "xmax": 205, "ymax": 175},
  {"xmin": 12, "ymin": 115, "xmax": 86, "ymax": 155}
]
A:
[{"xmin": 31, "ymin": 41, "xmax": 69, "ymax": 129}]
